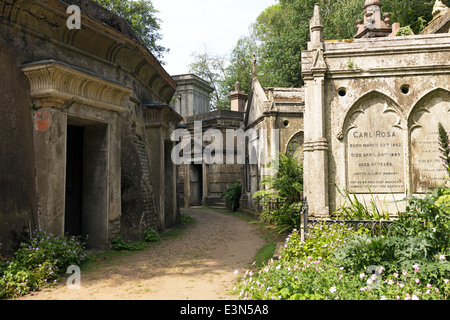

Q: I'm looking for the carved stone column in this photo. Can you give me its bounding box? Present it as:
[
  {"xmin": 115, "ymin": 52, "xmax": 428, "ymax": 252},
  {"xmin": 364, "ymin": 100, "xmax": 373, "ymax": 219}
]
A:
[{"xmin": 302, "ymin": 5, "xmax": 330, "ymax": 218}]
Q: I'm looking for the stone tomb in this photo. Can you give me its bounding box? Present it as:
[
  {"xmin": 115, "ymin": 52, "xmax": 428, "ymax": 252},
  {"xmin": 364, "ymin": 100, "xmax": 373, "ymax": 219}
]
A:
[
  {"xmin": 302, "ymin": 3, "xmax": 450, "ymax": 217},
  {"xmin": 410, "ymin": 89, "xmax": 450, "ymax": 192},
  {"xmin": 345, "ymin": 95, "xmax": 405, "ymax": 194}
]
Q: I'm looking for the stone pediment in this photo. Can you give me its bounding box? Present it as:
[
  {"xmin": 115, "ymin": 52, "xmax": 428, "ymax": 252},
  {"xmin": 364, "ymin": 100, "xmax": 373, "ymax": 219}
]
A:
[
  {"xmin": 244, "ymin": 78, "xmax": 272, "ymax": 127},
  {"xmin": 22, "ymin": 60, "xmax": 133, "ymax": 112}
]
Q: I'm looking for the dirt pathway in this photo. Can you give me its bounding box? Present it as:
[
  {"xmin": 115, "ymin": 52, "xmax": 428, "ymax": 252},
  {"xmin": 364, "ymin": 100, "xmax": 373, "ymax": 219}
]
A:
[{"xmin": 18, "ymin": 208, "xmax": 267, "ymax": 300}]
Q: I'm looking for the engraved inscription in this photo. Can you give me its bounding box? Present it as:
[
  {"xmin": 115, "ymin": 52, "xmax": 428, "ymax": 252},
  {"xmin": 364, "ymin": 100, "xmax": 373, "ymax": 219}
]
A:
[
  {"xmin": 410, "ymin": 93, "xmax": 450, "ymax": 192},
  {"xmin": 346, "ymin": 99, "xmax": 405, "ymax": 193}
]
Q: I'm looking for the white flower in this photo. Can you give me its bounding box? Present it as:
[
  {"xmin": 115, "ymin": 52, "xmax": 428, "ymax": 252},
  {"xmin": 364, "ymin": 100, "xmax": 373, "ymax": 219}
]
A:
[
  {"xmin": 439, "ymin": 254, "xmax": 446, "ymax": 261},
  {"xmin": 380, "ymin": 296, "xmax": 386, "ymax": 300},
  {"xmin": 359, "ymin": 273, "xmax": 366, "ymax": 279},
  {"xmin": 330, "ymin": 286, "xmax": 337, "ymax": 294},
  {"xmin": 234, "ymin": 270, "xmax": 239, "ymax": 275},
  {"xmin": 412, "ymin": 294, "xmax": 419, "ymax": 300}
]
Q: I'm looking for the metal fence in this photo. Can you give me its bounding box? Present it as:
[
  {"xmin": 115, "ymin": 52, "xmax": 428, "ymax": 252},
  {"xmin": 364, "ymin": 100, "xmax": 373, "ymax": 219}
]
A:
[{"xmin": 301, "ymin": 197, "xmax": 394, "ymax": 239}]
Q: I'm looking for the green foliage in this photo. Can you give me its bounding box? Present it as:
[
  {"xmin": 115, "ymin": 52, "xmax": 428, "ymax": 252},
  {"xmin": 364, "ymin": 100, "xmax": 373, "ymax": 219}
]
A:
[
  {"xmin": 253, "ymin": 153, "xmax": 303, "ymax": 232},
  {"xmin": 237, "ymin": 183, "xmax": 450, "ymax": 300},
  {"xmin": 281, "ymin": 223, "xmax": 367, "ymax": 263},
  {"xmin": 111, "ymin": 235, "xmax": 146, "ymax": 251},
  {"xmin": 0, "ymin": 230, "xmax": 87, "ymax": 299},
  {"xmin": 390, "ymin": 187, "xmax": 450, "ymax": 254},
  {"xmin": 111, "ymin": 227, "xmax": 161, "ymax": 251},
  {"xmin": 333, "ymin": 186, "xmax": 391, "ymax": 221},
  {"xmin": 222, "ymin": 181, "xmax": 242, "ymax": 211},
  {"xmin": 143, "ymin": 228, "xmax": 161, "ymax": 243},
  {"xmin": 236, "ymin": 216, "xmax": 450, "ymax": 300},
  {"xmin": 91, "ymin": 0, "xmax": 167, "ymax": 62},
  {"xmin": 191, "ymin": 1, "xmax": 436, "ymax": 110},
  {"xmin": 438, "ymin": 122, "xmax": 450, "ymax": 178},
  {"xmin": 334, "ymin": 234, "xmax": 433, "ymax": 273},
  {"xmin": 180, "ymin": 214, "xmax": 194, "ymax": 225},
  {"xmin": 396, "ymin": 25, "xmax": 414, "ymax": 36},
  {"xmin": 188, "ymin": 50, "xmax": 229, "ymax": 110},
  {"xmin": 221, "ymin": 0, "xmax": 435, "ymax": 96}
]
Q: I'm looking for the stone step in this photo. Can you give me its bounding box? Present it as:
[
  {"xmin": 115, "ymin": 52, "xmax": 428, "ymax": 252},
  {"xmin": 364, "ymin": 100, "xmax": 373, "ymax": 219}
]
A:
[{"xmin": 272, "ymin": 242, "xmax": 285, "ymax": 260}]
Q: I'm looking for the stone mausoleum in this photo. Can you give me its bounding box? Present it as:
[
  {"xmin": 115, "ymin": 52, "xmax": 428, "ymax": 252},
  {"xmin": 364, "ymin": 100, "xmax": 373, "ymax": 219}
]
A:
[
  {"xmin": 239, "ymin": 0, "xmax": 449, "ymax": 217},
  {"xmin": 0, "ymin": 0, "xmax": 182, "ymax": 255},
  {"xmin": 302, "ymin": 0, "xmax": 450, "ymax": 217},
  {"xmin": 0, "ymin": 0, "xmax": 449, "ymax": 256}
]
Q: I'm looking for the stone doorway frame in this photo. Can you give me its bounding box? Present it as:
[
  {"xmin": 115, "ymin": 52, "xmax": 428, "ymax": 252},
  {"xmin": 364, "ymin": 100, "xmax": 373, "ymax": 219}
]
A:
[{"xmin": 22, "ymin": 60, "xmax": 132, "ymax": 249}]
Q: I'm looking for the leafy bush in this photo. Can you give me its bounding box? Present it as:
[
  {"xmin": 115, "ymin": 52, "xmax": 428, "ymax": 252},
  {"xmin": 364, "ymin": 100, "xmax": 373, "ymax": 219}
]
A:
[
  {"xmin": 390, "ymin": 187, "xmax": 450, "ymax": 254},
  {"xmin": 0, "ymin": 230, "xmax": 87, "ymax": 299},
  {"xmin": 111, "ymin": 235, "xmax": 146, "ymax": 251},
  {"xmin": 111, "ymin": 227, "xmax": 161, "ymax": 251},
  {"xmin": 222, "ymin": 180, "xmax": 242, "ymax": 211},
  {"xmin": 253, "ymin": 153, "xmax": 303, "ymax": 232},
  {"xmin": 236, "ymin": 222, "xmax": 450, "ymax": 300},
  {"xmin": 143, "ymin": 228, "xmax": 161, "ymax": 243},
  {"xmin": 281, "ymin": 223, "xmax": 367, "ymax": 262}
]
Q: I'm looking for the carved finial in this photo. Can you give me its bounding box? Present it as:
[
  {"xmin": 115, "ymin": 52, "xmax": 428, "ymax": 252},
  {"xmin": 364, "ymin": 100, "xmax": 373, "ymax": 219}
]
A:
[
  {"xmin": 384, "ymin": 12, "xmax": 391, "ymax": 25},
  {"xmin": 311, "ymin": 3, "xmax": 323, "ymax": 29},
  {"xmin": 433, "ymin": 0, "xmax": 449, "ymax": 17},
  {"xmin": 355, "ymin": 0, "xmax": 393, "ymax": 38},
  {"xmin": 308, "ymin": 4, "xmax": 324, "ymax": 50},
  {"xmin": 364, "ymin": 0, "xmax": 381, "ymax": 8},
  {"xmin": 235, "ymin": 81, "xmax": 241, "ymax": 92}
]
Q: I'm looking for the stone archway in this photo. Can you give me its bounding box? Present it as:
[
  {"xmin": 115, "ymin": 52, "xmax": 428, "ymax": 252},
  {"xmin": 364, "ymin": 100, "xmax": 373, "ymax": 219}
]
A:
[
  {"xmin": 409, "ymin": 88, "xmax": 450, "ymax": 192},
  {"xmin": 286, "ymin": 131, "xmax": 304, "ymax": 162}
]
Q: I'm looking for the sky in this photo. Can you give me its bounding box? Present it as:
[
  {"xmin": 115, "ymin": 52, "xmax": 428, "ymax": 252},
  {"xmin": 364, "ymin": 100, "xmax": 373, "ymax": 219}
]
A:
[{"xmin": 151, "ymin": 0, "xmax": 278, "ymax": 76}]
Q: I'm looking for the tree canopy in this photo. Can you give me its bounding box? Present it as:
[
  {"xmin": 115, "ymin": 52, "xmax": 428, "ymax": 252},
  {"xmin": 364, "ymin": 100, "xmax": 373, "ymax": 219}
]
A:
[
  {"xmin": 92, "ymin": 0, "xmax": 168, "ymax": 62},
  {"xmin": 189, "ymin": 0, "xmax": 436, "ymax": 110}
]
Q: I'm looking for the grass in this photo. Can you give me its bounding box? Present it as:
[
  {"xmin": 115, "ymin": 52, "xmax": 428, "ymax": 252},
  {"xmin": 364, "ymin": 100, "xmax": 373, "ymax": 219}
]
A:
[{"xmin": 254, "ymin": 242, "xmax": 277, "ymax": 267}]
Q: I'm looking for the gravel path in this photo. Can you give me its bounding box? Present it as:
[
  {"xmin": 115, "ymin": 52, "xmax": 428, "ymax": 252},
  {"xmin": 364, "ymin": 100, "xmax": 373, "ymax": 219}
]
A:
[{"xmin": 18, "ymin": 208, "xmax": 266, "ymax": 300}]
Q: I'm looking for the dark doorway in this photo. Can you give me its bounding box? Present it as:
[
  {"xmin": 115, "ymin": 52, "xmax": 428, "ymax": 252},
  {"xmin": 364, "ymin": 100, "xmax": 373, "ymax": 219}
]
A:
[
  {"xmin": 65, "ymin": 125, "xmax": 84, "ymax": 237},
  {"xmin": 189, "ymin": 164, "xmax": 203, "ymax": 206}
]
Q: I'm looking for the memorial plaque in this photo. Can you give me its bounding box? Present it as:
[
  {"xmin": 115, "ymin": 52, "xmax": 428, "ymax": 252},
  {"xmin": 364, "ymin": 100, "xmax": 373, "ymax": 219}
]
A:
[
  {"xmin": 346, "ymin": 98, "xmax": 405, "ymax": 193},
  {"xmin": 410, "ymin": 93, "xmax": 450, "ymax": 192}
]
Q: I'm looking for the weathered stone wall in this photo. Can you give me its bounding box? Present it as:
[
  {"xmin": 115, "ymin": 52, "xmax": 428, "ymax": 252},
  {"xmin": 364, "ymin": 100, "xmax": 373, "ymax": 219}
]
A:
[
  {"xmin": 0, "ymin": 46, "xmax": 37, "ymax": 256},
  {"xmin": 240, "ymin": 82, "xmax": 305, "ymax": 213},
  {"xmin": 171, "ymin": 74, "xmax": 214, "ymax": 117},
  {"xmin": 180, "ymin": 110, "xmax": 245, "ymax": 208},
  {"xmin": 0, "ymin": 0, "xmax": 179, "ymax": 252},
  {"xmin": 303, "ymin": 29, "xmax": 450, "ymax": 217}
]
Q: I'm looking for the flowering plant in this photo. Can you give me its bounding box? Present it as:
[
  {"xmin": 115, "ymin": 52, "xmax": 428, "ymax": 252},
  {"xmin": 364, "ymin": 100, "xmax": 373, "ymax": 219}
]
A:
[{"xmin": 0, "ymin": 229, "xmax": 87, "ymax": 298}]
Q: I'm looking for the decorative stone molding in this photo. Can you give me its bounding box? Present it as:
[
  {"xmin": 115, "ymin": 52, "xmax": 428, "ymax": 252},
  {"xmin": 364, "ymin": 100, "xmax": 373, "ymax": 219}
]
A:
[{"xmin": 22, "ymin": 60, "xmax": 133, "ymax": 113}]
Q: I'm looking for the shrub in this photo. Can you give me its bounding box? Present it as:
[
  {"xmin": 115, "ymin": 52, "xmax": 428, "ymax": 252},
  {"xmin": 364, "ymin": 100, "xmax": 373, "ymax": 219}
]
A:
[
  {"xmin": 390, "ymin": 187, "xmax": 450, "ymax": 254},
  {"xmin": 281, "ymin": 223, "xmax": 367, "ymax": 263},
  {"xmin": 236, "ymin": 224, "xmax": 450, "ymax": 300},
  {"xmin": 253, "ymin": 153, "xmax": 303, "ymax": 232},
  {"xmin": 222, "ymin": 180, "xmax": 242, "ymax": 211},
  {"xmin": 0, "ymin": 229, "xmax": 87, "ymax": 299},
  {"xmin": 111, "ymin": 227, "xmax": 161, "ymax": 251},
  {"xmin": 143, "ymin": 228, "xmax": 160, "ymax": 243}
]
